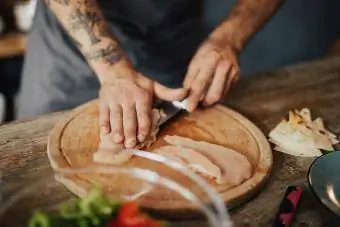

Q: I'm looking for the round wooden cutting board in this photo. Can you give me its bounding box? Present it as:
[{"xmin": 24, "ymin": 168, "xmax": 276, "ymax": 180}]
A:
[{"xmin": 47, "ymin": 99, "xmax": 272, "ymax": 214}]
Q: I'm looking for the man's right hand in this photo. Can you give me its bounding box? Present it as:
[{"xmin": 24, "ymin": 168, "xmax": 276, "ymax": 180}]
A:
[
  {"xmin": 44, "ymin": 0, "xmax": 187, "ymax": 146},
  {"xmin": 99, "ymin": 60, "xmax": 187, "ymax": 148}
]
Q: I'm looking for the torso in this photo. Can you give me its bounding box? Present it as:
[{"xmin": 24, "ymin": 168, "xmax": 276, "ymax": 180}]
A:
[{"xmin": 31, "ymin": 0, "xmax": 207, "ymax": 87}]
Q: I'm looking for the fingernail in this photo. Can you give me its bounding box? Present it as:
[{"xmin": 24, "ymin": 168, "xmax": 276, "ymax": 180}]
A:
[
  {"xmin": 125, "ymin": 139, "xmax": 136, "ymax": 148},
  {"xmin": 138, "ymin": 134, "xmax": 146, "ymax": 142},
  {"xmin": 113, "ymin": 133, "xmax": 123, "ymax": 143}
]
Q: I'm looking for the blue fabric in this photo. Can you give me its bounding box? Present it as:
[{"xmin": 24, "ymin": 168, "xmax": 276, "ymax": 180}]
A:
[
  {"xmin": 17, "ymin": 0, "xmax": 340, "ymax": 118},
  {"xmin": 203, "ymin": 0, "xmax": 340, "ymax": 75}
]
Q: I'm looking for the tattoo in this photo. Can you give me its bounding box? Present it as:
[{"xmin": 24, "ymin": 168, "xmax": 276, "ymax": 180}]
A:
[
  {"xmin": 84, "ymin": 43, "xmax": 123, "ymax": 65},
  {"xmin": 68, "ymin": 8, "xmax": 102, "ymax": 45},
  {"xmin": 98, "ymin": 23, "xmax": 112, "ymax": 38},
  {"xmin": 50, "ymin": 0, "xmax": 70, "ymax": 6},
  {"xmin": 48, "ymin": 0, "xmax": 121, "ymax": 64}
]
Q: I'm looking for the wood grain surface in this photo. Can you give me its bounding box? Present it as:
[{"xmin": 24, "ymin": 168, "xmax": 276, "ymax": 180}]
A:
[
  {"xmin": 47, "ymin": 101, "xmax": 272, "ymax": 214},
  {"xmin": 1, "ymin": 57, "xmax": 340, "ymax": 226}
]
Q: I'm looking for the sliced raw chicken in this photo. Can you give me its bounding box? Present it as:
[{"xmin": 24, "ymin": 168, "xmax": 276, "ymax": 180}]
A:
[
  {"xmin": 153, "ymin": 145, "xmax": 222, "ymax": 180},
  {"xmin": 164, "ymin": 135, "xmax": 252, "ymax": 186},
  {"xmin": 311, "ymin": 118, "xmax": 339, "ymax": 145},
  {"xmin": 93, "ymin": 109, "xmax": 163, "ymax": 165},
  {"xmin": 269, "ymin": 108, "xmax": 338, "ymax": 157}
]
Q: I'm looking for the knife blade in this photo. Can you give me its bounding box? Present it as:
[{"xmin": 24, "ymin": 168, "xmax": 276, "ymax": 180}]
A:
[{"xmin": 157, "ymin": 99, "xmax": 187, "ymax": 127}]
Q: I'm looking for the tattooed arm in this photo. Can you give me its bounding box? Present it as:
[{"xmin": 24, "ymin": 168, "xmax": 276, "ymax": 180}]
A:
[
  {"xmin": 45, "ymin": 0, "xmax": 124, "ymax": 82},
  {"xmin": 184, "ymin": 0, "xmax": 286, "ymax": 111},
  {"xmin": 45, "ymin": 0, "xmax": 187, "ymax": 148}
]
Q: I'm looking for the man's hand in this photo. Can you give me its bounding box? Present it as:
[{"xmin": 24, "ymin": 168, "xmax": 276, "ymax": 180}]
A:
[
  {"xmin": 183, "ymin": 39, "xmax": 240, "ymax": 112},
  {"xmin": 183, "ymin": 0, "xmax": 287, "ymax": 112},
  {"xmin": 99, "ymin": 60, "xmax": 187, "ymax": 148}
]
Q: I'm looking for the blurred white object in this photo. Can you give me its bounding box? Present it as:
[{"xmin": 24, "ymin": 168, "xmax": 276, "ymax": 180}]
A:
[
  {"xmin": 172, "ymin": 98, "xmax": 188, "ymax": 110},
  {"xmin": 0, "ymin": 16, "xmax": 4, "ymax": 35},
  {"xmin": 0, "ymin": 93, "xmax": 5, "ymax": 123},
  {"xmin": 14, "ymin": 0, "xmax": 37, "ymax": 32}
]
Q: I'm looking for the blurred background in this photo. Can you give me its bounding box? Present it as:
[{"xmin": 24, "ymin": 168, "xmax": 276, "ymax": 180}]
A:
[
  {"xmin": 0, "ymin": 0, "xmax": 35, "ymax": 123},
  {"xmin": 0, "ymin": 0, "xmax": 339, "ymax": 124}
]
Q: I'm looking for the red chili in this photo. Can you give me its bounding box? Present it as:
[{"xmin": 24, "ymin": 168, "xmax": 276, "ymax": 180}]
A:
[{"xmin": 108, "ymin": 202, "xmax": 164, "ymax": 227}]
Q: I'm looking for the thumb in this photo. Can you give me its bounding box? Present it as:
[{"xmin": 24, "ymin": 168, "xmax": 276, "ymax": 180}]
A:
[{"xmin": 154, "ymin": 82, "xmax": 188, "ymax": 101}]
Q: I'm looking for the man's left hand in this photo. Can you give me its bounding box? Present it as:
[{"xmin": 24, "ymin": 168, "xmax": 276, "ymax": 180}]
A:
[{"xmin": 183, "ymin": 39, "xmax": 240, "ymax": 112}]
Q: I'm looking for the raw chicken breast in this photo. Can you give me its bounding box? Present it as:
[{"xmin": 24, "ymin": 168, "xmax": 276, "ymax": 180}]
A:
[
  {"xmin": 153, "ymin": 145, "xmax": 222, "ymax": 180},
  {"xmin": 93, "ymin": 109, "xmax": 163, "ymax": 165},
  {"xmin": 164, "ymin": 135, "xmax": 252, "ymax": 186}
]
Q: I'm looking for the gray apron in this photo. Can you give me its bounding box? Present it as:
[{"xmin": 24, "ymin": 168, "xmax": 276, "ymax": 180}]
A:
[
  {"xmin": 17, "ymin": 0, "xmax": 340, "ymax": 119},
  {"xmin": 17, "ymin": 0, "xmax": 207, "ymax": 119}
]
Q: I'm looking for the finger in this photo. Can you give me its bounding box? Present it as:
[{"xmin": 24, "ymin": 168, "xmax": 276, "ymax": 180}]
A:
[
  {"xmin": 122, "ymin": 103, "xmax": 138, "ymax": 148},
  {"xmin": 231, "ymin": 66, "xmax": 240, "ymax": 85},
  {"xmin": 109, "ymin": 104, "xmax": 124, "ymax": 143},
  {"xmin": 183, "ymin": 60, "xmax": 200, "ymax": 89},
  {"xmin": 183, "ymin": 42, "xmax": 217, "ymax": 89},
  {"xmin": 154, "ymin": 82, "xmax": 188, "ymax": 101},
  {"xmin": 203, "ymin": 60, "xmax": 231, "ymax": 106},
  {"xmin": 99, "ymin": 101, "xmax": 110, "ymax": 135},
  {"xmin": 183, "ymin": 49, "xmax": 205, "ymax": 89},
  {"xmin": 186, "ymin": 53, "xmax": 219, "ymax": 112},
  {"xmin": 223, "ymin": 65, "xmax": 239, "ymax": 97},
  {"xmin": 136, "ymin": 95, "xmax": 152, "ymax": 143}
]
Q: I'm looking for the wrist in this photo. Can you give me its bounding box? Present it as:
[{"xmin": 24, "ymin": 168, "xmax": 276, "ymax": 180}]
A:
[
  {"xmin": 81, "ymin": 40, "xmax": 132, "ymax": 84},
  {"xmin": 96, "ymin": 59, "xmax": 134, "ymax": 85},
  {"xmin": 209, "ymin": 20, "xmax": 244, "ymax": 55}
]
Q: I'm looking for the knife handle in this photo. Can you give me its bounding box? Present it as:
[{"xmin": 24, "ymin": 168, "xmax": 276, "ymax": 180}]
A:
[
  {"xmin": 272, "ymin": 185, "xmax": 303, "ymax": 227},
  {"xmin": 172, "ymin": 98, "xmax": 188, "ymax": 110}
]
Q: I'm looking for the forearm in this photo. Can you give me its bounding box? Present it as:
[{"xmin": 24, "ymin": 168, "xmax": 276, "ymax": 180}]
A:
[
  {"xmin": 210, "ymin": 0, "xmax": 286, "ymax": 53},
  {"xmin": 45, "ymin": 0, "xmax": 125, "ymax": 82}
]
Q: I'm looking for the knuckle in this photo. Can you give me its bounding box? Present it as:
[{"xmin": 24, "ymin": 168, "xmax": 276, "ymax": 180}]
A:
[
  {"xmin": 99, "ymin": 120, "xmax": 109, "ymax": 127},
  {"xmin": 190, "ymin": 90, "xmax": 201, "ymax": 99},
  {"xmin": 108, "ymin": 103, "xmax": 117, "ymax": 110},
  {"xmin": 139, "ymin": 117, "xmax": 151, "ymax": 129},
  {"xmin": 139, "ymin": 124, "xmax": 150, "ymax": 135},
  {"xmin": 195, "ymin": 79, "xmax": 206, "ymax": 90},
  {"xmin": 125, "ymin": 112, "xmax": 135, "ymax": 121},
  {"xmin": 112, "ymin": 127, "xmax": 122, "ymax": 134},
  {"xmin": 123, "ymin": 102, "xmax": 135, "ymax": 111},
  {"xmin": 209, "ymin": 51, "xmax": 220, "ymax": 61},
  {"xmin": 99, "ymin": 104, "xmax": 108, "ymax": 114},
  {"xmin": 121, "ymin": 96, "xmax": 132, "ymax": 105},
  {"xmin": 221, "ymin": 60, "xmax": 231, "ymax": 68},
  {"xmin": 111, "ymin": 119, "xmax": 122, "ymax": 130},
  {"xmin": 113, "ymin": 113, "xmax": 123, "ymax": 123},
  {"xmin": 140, "ymin": 92, "xmax": 151, "ymax": 103}
]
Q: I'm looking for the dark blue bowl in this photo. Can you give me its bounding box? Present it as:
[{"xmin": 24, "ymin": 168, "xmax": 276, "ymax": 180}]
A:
[{"xmin": 308, "ymin": 150, "xmax": 340, "ymax": 216}]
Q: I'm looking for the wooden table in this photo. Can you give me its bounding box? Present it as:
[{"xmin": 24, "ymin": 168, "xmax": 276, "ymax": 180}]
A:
[{"xmin": 1, "ymin": 56, "xmax": 340, "ymax": 226}]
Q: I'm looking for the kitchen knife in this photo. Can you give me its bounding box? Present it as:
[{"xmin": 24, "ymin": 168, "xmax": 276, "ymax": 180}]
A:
[{"xmin": 157, "ymin": 99, "xmax": 187, "ymax": 127}]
